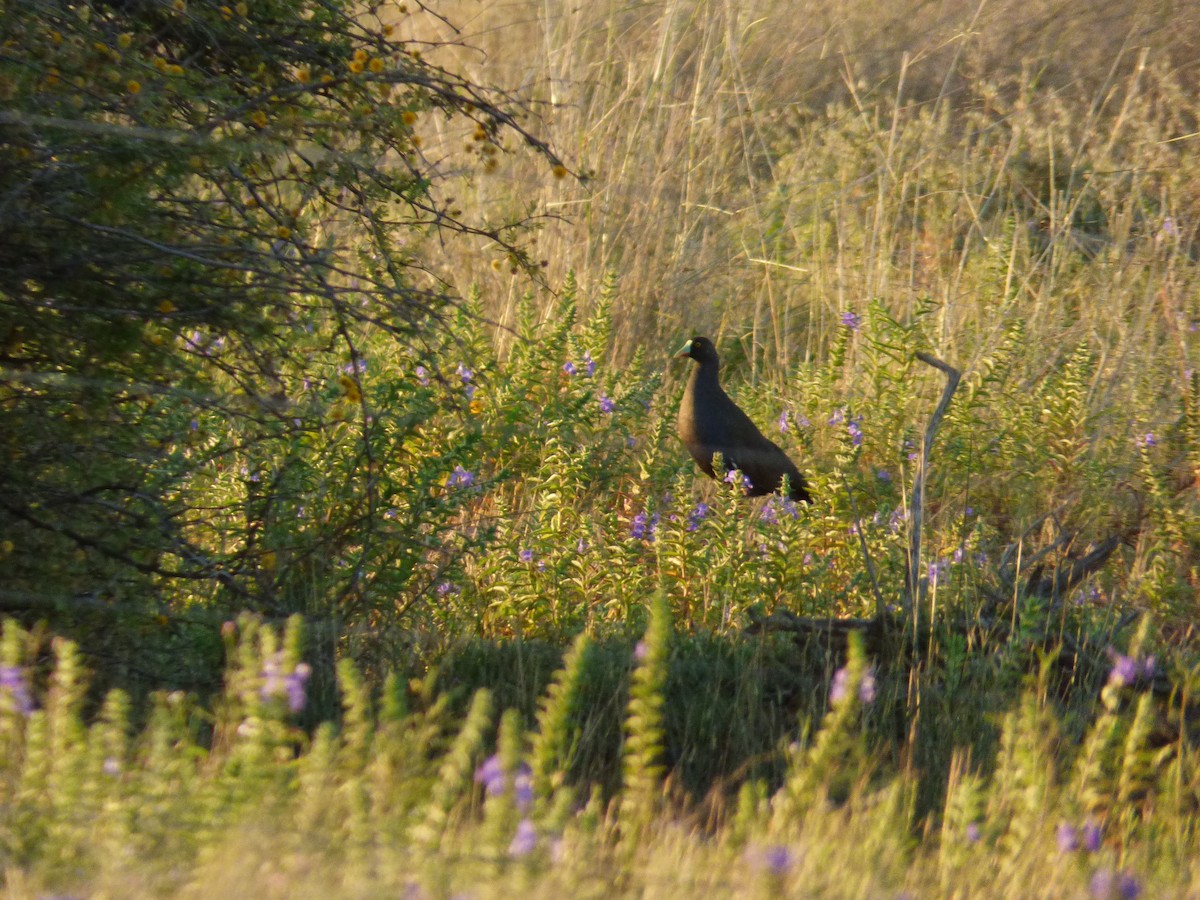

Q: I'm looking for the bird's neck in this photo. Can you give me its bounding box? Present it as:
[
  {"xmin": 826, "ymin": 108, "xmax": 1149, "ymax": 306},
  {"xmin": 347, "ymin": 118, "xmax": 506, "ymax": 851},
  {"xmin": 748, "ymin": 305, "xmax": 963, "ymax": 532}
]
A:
[{"xmin": 689, "ymin": 362, "xmax": 723, "ymax": 397}]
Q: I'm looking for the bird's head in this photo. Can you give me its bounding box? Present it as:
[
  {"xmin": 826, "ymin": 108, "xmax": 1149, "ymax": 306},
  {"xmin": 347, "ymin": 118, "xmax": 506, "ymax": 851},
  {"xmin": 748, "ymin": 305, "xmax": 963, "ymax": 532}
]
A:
[{"xmin": 674, "ymin": 335, "xmax": 717, "ymax": 364}]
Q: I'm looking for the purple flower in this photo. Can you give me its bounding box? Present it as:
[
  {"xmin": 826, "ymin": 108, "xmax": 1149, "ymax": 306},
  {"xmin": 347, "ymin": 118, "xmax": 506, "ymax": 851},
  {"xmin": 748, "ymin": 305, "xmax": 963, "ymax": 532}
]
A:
[
  {"xmin": 455, "ymin": 364, "xmax": 473, "ymax": 384},
  {"xmin": 888, "ymin": 508, "xmax": 906, "ymax": 533},
  {"xmin": 584, "ymin": 351, "xmax": 596, "ymax": 377},
  {"xmin": 847, "ymin": 419, "xmax": 863, "ymax": 447},
  {"xmin": 828, "ymin": 408, "xmax": 845, "ymax": 426},
  {"xmin": 464, "ymin": 383, "xmax": 476, "ymax": 401},
  {"xmin": 513, "ymin": 767, "xmax": 534, "ymax": 813},
  {"xmin": 965, "ymin": 822, "xmax": 981, "ymax": 844},
  {"xmin": 285, "ymin": 664, "xmax": 311, "ymax": 712},
  {"xmin": 0, "ymin": 665, "xmax": 33, "ymax": 715},
  {"xmin": 841, "ymin": 311, "xmax": 861, "ymax": 331},
  {"xmin": 724, "ymin": 469, "xmax": 753, "ymax": 492},
  {"xmin": 435, "ymin": 581, "xmax": 459, "ymax": 596},
  {"xmin": 927, "ymin": 559, "xmax": 949, "ymax": 584},
  {"xmin": 686, "ymin": 502, "xmax": 709, "ymax": 532},
  {"xmin": 562, "ymin": 360, "xmax": 577, "ymax": 376},
  {"xmin": 876, "ymin": 469, "xmax": 891, "ymax": 481},
  {"xmin": 830, "ymin": 667, "xmax": 850, "ymax": 705},
  {"xmin": 1139, "ymin": 432, "xmax": 1156, "ymax": 448},
  {"xmin": 760, "ymin": 845, "xmax": 794, "ymax": 874},
  {"xmin": 599, "ymin": 393, "xmax": 615, "ymax": 414},
  {"xmin": 414, "ymin": 365, "xmax": 430, "ymax": 386},
  {"xmin": 341, "ymin": 358, "xmax": 367, "ymax": 375},
  {"xmin": 1161, "ymin": 217, "xmax": 1179, "ymax": 238},
  {"xmin": 1089, "ymin": 867, "xmax": 1140, "ymax": 900},
  {"xmin": 1108, "ymin": 652, "xmax": 1137, "ymax": 686},
  {"xmin": 576, "ymin": 538, "xmax": 588, "ymax": 553},
  {"xmin": 260, "ymin": 653, "xmax": 310, "ymax": 712},
  {"xmin": 1057, "ymin": 823, "xmax": 1079, "ymax": 852},
  {"xmin": 631, "ymin": 511, "xmax": 659, "ymax": 542},
  {"xmin": 519, "ymin": 548, "xmax": 535, "ymax": 564},
  {"xmin": 1082, "ymin": 821, "xmax": 1103, "ymax": 853},
  {"xmin": 760, "ymin": 499, "xmax": 779, "ymax": 526},
  {"xmin": 475, "ymin": 754, "xmax": 505, "ymax": 795},
  {"xmin": 445, "ymin": 465, "xmax": 475, "ymax": 488},
  {"xmin": 778, "ymin": 411, "xmax": 789, "ymax": 433},
  {"xmin": 509, "ymin": 818, "xmax": 538, "ymax": 857},
  {"xmin": 858, "ymin": 667, "xmax": 877, "ymax": 704},
  {"xmin": 634, "ymin": 640, "xmax": 648, "ymax": 661}
]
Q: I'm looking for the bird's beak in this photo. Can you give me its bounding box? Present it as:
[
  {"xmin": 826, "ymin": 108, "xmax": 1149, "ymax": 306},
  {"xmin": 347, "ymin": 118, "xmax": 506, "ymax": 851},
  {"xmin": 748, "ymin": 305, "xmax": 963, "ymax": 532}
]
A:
[{"xmin": 673, "ymin": 339, "xmax": 693, "ymax": 358}]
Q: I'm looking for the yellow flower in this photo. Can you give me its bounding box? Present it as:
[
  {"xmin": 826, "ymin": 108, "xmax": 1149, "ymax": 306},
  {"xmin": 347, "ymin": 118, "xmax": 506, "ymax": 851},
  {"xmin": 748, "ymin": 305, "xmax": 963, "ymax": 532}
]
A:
[
  {"xmin": 369, "ymin": 57, "xmax": 385, "ymax": 73},
  {"xmin": 296, "ymin": 66, "xmax": 311, "ymax": 84},
  {"xmin": 469, "ymin": 399, "xmax": 483, "ymax": 415},
  {"xmin": 117, "ymin": 33, "xmax": 132, "ymax": 49},
  {"xmin": 353, "ymin": 48, "xmax": 369, "ymax": 62},
  {"xmin": 173, "ymin": 0, "xmax": 186, "ymax": 11},
  {"xmin": 401, "ymin": 110, "xmax": 417, "ymax": 125},
  {"xmin": 250, "ymin": 109, "xmax": 268, "ymax": 127},
  {"xmin": 158, "ymin": 299, "xmax": 176, "ymax": 314},
  {"xmin": 0, "ymin": 540, "xmax": 14, "ymax": 555},
  {"xmin": 236, "ymin": 1, "xmax": 248, "ymax": 15},
  {"xmin": 219, "ymin": 5, "xmax": 232, "ymax": 17},
  {"xmin": 348, "ymin": 59, "xmax": 364, "ymax": 74},
  {"xmin": 126, "ymin": 80, "xmax": 141, "ymax": 94},
  {"xmin": 275, "ymin": 225, "xmax": 291, "ymax": 240},
  {"xmin": 552, "ymin": 164, "xmax": 568, "ymax": 179},
  {"xmin": 167, "ymin": 64, "xmax": 184, "ymax": 76},
  {"xmin": 154, "ymin": 57, "xmax": 169, "ymax": 72}
]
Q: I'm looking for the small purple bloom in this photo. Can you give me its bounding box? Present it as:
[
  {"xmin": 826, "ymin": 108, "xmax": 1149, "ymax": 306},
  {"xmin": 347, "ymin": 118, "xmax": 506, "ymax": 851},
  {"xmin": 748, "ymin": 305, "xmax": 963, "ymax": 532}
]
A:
[
  {"xmin": 562, "ymin": 361, "xmax": 577, "ymax": 376},
  {"xmin": 847, "ymin": 419, "xmax": 863, "ymax": 447},
  {"xmin": 1139, "ymin": 432, "xmax": 1156, "ymax": 448},
  {"xmin": 634, "ymin": 640, "xmax": 648, "ymax": 661},
  {"xmin": 455, "ymin": 364, "xmax": 473, "ymax": 384},
  {"xmin": 830, "ymin": 666, "xmax": 850, "ymax": 705},
  {"xmin": 1107, "ymin": 651, "xmax": 1140, "ymax": 687},
  {"xmin": 828, "ymin": 408, "xmax": 845, "ymax": 426},
  {"xmin": 599, "ymin": 393, "xmax": 615, "ymax": 414},
  {"xmin": 513, "ymin": 767, "xmax": 534, "ymax": 813},
  {"xmin": 761, "ymin": 845, "xmax": 794, "ymax": 874},
  {"xmin": 436, "ymin": 581, "xmax": 459, "ymax": 596},
  {"xmin": 1057, "ymin": 823, "xmax": 1079, "ymax": 852},
  {"xmin": 778, "ymin": 411, "xmax": 789, "ymax": 433},
  {"xmin": 285, "ymin": 664, "xmax": 311, "ymax": 712},
  {"xmin": 841, "ymin": 311, "xmax": 861, "ymax": 331},
  {"xmin": 1082, "ymin": 821, "xmax": 1103, "ymax": 853},
  {"xmin": 509, "ymin": 818, "xmax": 538, "ymax": 857},
  {"xmin": 1160, "ymin": 216, "xmax": 1179, "ymax": 238},
  {"xmin": 858, "ymin": 667, "xmax": 877, "ymax": 704},
  {"xmin": 260, "ymin": 653, "xmax": 310, "ymax": 713},
  {"xmin": 630, "ymin": 511, "xmax": 659, "ymax": 542},
  {"xmin": 475, "ymin": 754, "xmax": 504, "ymax": 795},
  {"xmin": 519, "ymin": 548, "xmax": 535, "ymax": 564},
  {"xmin": 965, "ymin": 506, "xmax": 975, "ymax": 516},
  {"xmin": 414, "ymin": 365, "xmax": 430, "ymax": 386},
  {"xmin": 445, "ymin": 465, "xmax": 475, "ymax": 488},
  {"xmin": 0, "ymin": 666, "xmax": 33, "ymax": 715},
  {"xmin": 576, "ymin": 538, "xmax": 588, "ymax": 553},
  {"xmin": 877, "ymin": 469, "xmax": 891, "ymax": 481},
  {"xmin": 1089, "ymin": 868, "xmax": 1137, "ymax": 900},
  {"xmin": 583, "ymin": 351, "xmax": 596, "ymax": 377},
  {"xmin": 464, "ymin": 383, "xmax": 476, "ymax": 401},
  {"xmin": 686, "ymin": 502, "xmax": 709, "ymax": 532},
  {"xmin": 965, "ymin": 822, "xmax": 981, "ymax": 844},
  {"xmin": 760, "ymin": 500, "xmax": 779, "ymax": 526}
]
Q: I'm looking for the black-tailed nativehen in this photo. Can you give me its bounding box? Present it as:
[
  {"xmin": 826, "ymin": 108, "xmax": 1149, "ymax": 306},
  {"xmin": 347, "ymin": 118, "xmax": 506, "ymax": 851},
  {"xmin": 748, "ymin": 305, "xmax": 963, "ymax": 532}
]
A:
[{"xmin": 675, "ymin": 336, "xmax": 812, "ymax": 503}]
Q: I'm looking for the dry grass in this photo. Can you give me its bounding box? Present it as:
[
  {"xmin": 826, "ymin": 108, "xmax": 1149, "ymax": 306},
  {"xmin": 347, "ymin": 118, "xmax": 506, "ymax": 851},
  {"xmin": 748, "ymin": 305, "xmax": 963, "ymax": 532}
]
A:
[{"xmin": 387, "ymin": 0, "xmax": 1199, "ymax": 386}]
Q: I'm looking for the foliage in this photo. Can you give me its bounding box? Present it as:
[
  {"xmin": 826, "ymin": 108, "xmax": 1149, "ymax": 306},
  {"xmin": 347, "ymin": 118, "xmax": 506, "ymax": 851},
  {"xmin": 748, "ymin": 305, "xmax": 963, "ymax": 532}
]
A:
[
  {"xmin": 0, "ymin": 0, "xmax": 564, "ymax": 683},
  {"xmin": 0, "ymin": 615, "xmax": 1195, "ymax": 897}
]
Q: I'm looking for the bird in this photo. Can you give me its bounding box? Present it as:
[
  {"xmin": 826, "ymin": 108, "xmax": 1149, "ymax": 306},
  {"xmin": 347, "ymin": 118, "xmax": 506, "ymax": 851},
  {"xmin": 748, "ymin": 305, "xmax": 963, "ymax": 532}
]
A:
[{"xmin": 675, "ymin": 336, "xmax": 812, "ymax": 503}]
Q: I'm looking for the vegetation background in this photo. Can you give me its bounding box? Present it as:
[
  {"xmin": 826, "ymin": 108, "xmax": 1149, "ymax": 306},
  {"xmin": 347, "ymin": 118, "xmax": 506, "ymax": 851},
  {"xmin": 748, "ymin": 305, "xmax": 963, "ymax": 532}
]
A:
[{"xmin": 1, "ymin": 0, "xmax": 1199, "ymax": 896}]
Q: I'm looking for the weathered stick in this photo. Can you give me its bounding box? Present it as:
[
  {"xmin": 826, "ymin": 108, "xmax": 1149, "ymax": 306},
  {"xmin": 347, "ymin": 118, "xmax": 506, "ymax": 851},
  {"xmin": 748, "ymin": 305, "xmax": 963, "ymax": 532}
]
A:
[{"xmin": 906, "ymin": 353, "xmax": 962, "ymax": 620}]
